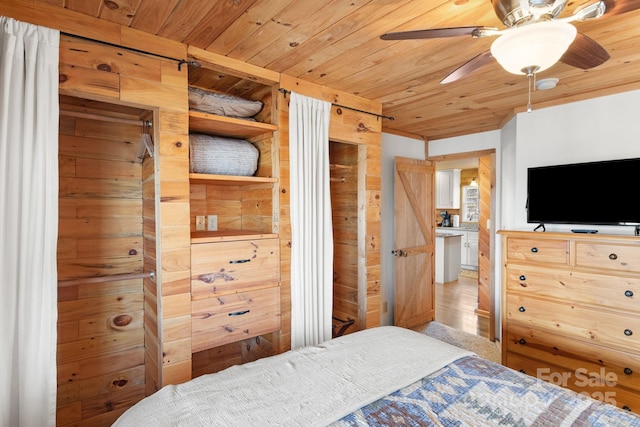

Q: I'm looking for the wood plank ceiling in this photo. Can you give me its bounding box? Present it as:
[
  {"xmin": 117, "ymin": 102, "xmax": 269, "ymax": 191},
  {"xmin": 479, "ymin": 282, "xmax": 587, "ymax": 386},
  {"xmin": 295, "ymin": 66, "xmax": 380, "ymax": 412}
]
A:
[{"xmin": 40, "ymin": 0, "xmax": 640, "ymax": 140}]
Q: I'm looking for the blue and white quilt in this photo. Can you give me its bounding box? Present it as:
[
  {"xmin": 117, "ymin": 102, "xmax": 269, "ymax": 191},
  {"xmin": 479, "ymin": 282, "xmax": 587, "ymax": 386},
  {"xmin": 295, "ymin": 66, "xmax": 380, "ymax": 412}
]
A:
[{"xmin": 334, "ymin": 356, "xmax": 640, "ymax": 426}]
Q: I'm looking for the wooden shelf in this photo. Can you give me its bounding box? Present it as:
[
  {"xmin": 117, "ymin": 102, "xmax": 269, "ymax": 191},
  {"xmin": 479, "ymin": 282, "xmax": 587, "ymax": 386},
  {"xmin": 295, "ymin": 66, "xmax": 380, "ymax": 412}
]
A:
[
  {"xmin": 189, "ymin": 173, "xmax": 277, "ymax": 186},
  {"xmin": 191, "ymin": 230, "xmax": 278, "ymax": 244},
  {"xmin": 189, "ymin": 111, "xmax": 277, "ymax": 139}
]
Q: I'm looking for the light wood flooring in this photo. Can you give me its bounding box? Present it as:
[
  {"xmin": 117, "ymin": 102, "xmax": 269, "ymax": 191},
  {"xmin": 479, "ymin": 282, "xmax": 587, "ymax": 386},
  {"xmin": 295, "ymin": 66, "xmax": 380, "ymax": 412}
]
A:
[{"xmin": 435, "ymin": 274, "xmax": 490, "ymax": 339}]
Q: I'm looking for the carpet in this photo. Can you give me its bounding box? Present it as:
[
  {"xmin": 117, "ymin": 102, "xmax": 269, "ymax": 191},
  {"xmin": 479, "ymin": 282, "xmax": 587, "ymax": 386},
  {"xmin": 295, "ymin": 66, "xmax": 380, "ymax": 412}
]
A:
[{"xmin": 421, "ymin": 321, "xmax": 501, "ymax": 364}]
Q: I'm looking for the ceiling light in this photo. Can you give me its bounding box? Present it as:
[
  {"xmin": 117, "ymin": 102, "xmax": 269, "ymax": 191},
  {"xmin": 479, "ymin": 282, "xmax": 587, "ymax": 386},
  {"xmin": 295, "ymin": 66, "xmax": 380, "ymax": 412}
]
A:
[{"xmin": 490, "ymin": 21, "xmax": 577, "ymax": 76}]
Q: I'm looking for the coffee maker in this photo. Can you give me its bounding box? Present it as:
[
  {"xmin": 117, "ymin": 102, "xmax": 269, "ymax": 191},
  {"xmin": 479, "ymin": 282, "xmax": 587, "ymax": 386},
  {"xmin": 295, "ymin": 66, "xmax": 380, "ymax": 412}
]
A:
[{"xmin": 440, "ymin": 211, "xmax": 451, "ymax": 227}]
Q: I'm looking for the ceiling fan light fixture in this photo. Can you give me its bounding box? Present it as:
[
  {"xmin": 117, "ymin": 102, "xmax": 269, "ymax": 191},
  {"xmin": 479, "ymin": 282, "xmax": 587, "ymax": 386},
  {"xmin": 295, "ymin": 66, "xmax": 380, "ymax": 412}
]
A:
[{"xmin": 490, "ymin": 21, "xmax": 577, "ymax": 75}]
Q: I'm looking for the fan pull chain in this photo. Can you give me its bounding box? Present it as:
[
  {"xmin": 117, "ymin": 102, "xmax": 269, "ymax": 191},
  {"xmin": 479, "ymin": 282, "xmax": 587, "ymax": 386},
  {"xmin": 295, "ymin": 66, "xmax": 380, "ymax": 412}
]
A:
[{"xmin": 527, "ymin": 73, "xmax": 536, "ymax": 113}]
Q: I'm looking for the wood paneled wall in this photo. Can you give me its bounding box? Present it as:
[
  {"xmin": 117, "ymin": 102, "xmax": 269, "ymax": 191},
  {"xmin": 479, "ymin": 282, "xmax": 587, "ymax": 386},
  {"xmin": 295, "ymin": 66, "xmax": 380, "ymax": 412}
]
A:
[
  {"xmin": 277, "ymin": 75, "xmax": 383, "ymax": 351},
  {"xmin": 0, "ymin": 4, "xmax": 386, "ymax": 423},
  {"xmin": 477, "ymin": 155, "xmax": 493, "ymax": 316},
  {"xmin": 57, "ymin": 115, "xmax": 146, "ymax": 425},
  {"xmin": 57, "ymin": 33, "xmax": 191, "ymax": 424}
]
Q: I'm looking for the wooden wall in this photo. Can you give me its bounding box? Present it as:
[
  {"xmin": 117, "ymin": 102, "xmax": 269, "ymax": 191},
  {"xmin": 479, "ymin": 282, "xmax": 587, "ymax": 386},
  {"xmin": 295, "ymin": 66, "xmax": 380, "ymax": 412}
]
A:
[
  {"xmin": 57, "ymin": 33, "xmax": 191, "ymax": 424},
  {"xmin": 0, "ymin": 3, "xmax": 385, "ymax": 423},
  {"xmin": 477, "ymin": 155, "xmax": 493, "ymax": 316},
  {"xmin": 57, "ymin": 114, "xmax": 146, "ymax": 425}
]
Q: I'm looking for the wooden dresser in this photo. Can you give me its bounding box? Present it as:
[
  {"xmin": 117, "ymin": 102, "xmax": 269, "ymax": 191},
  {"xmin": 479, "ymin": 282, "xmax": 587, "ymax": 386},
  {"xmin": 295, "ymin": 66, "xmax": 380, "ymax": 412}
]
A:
[{"xmin": 499, "ymin": 230, "xmax": 640, "ymax": 412}]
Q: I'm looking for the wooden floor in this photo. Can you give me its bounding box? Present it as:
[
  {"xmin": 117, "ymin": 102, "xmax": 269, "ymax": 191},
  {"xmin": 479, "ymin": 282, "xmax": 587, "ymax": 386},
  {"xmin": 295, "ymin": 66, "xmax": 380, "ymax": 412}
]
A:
[{"xmin": 435, "ymin": 274, "xmax": 490, "ymax": 339}]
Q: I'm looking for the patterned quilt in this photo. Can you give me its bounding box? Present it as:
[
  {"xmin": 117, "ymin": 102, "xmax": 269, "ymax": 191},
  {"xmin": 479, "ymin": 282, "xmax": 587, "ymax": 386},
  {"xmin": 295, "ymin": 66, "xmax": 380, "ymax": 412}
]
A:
[{"xmin": 332, "ymin": 356, "xmax": 640, "ymax": 426}]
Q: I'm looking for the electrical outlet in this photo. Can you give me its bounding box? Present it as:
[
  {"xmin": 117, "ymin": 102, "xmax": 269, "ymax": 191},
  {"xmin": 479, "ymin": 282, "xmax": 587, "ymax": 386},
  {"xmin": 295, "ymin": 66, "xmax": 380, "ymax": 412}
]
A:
[
  {"xmin": 195, "ymin": 215, "xmax": 205, "ymax": 231},
  {"xmin": 207, "ymin": 215, "xmax": 218, "ymax": 231}
]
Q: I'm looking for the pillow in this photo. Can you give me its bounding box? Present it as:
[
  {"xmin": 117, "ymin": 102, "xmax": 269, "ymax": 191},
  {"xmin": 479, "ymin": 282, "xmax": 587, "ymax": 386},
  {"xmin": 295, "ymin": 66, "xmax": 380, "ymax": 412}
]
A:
[{"xmin": 188, "ymin": 87, "xmax": 263, "ymax": 118}]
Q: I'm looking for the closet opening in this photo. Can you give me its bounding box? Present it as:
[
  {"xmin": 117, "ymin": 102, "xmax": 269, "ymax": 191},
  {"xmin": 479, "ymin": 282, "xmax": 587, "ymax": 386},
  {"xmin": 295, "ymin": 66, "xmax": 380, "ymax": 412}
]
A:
[
  {"xmin": 329, "ymin": 141, "xmax": 365, "ymax": 337},
  {"xmin": 56, "ymin": 95, "xmax": 156, "ymax": 425}
]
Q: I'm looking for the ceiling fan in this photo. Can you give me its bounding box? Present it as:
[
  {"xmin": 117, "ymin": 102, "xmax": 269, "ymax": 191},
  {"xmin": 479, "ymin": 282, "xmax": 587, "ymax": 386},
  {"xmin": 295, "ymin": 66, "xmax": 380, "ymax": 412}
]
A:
[{"xmin": 381, "ymin": 0, "xmax": 640, "ymax": 84}]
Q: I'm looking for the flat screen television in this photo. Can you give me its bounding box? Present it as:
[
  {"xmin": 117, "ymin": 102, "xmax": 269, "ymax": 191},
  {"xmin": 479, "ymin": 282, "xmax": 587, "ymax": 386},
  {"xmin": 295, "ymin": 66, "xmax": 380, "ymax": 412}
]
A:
[{"xmin": 527, "ymin": 157, "xmax": 640, "ymax": 226}]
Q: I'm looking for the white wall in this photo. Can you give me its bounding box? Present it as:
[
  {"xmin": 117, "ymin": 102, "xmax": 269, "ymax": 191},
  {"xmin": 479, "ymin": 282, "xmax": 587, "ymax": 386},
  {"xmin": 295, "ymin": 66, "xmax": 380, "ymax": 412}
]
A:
[
  {"xmin": 380, "ymin": 133, "xmax": 425, "ymax": 325},
  {"xmin": 508, "ymin": 89, "xmax": 640, "ymax": 233}
]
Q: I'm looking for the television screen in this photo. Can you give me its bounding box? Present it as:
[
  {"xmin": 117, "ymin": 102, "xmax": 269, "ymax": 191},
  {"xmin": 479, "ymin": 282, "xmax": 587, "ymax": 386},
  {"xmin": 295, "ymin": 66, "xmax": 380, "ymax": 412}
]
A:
[{"xmin": 527, "ymin": 157, "xmax": 640, "ymax": 226}]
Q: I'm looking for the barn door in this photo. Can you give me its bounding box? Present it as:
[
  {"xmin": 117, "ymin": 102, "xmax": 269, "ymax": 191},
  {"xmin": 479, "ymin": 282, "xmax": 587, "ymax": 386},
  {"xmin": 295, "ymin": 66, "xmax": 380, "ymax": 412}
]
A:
[{"xmin": 393, "ymin": 157, "xmax": 435, "ymax": 328}]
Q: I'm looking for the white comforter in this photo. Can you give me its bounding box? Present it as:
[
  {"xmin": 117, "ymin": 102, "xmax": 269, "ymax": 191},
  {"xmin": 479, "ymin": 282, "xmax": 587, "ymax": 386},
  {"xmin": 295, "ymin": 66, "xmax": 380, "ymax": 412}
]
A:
[{"xmin": 114, "ymin": 326, "xmax": 472, "ymax": 426}]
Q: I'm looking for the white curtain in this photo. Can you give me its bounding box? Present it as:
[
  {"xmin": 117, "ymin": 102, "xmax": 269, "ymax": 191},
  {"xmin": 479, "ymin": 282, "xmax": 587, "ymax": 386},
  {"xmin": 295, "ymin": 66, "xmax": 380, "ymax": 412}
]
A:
[
  {"xmin": 289, "ymin": 92, "xmax": 334, "ymax": 349},
  {"xmin": 0, "ymin": 17, "xmax": 60, "ymax": 427}
]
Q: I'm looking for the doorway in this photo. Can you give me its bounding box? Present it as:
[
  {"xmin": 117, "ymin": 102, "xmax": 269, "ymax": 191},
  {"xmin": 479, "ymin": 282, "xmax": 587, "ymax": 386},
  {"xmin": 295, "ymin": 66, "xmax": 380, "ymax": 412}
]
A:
[{"xmin": 430, "ymin": 150, "xmax": 496, "ymax": 341}]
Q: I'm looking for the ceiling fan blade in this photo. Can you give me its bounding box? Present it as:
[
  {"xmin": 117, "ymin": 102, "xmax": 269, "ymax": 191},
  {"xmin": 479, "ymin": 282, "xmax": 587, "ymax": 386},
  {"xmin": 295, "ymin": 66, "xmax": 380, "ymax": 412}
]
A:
[
  {"xmin": 380, "ymin": 26, "xmax": 491, "ymax": 40},
  {"xmin": 602, "ymin": 0, "xmax": 640, "ymax": 15},
  {"xmin": 440, "ymin": 51, "xmax": 494, "ymax": 84},
  {"xmin": 560, "ymin": 32, "xmax": 610, "ymax": 69}
]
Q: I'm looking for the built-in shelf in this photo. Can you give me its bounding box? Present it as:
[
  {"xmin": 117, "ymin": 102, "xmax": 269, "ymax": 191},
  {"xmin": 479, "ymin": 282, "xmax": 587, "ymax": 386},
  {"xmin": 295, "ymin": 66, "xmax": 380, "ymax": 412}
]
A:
[
  {"xmin": 191, "ymin": 230, "xmax": 278, "ymax": 244},
  {"xmin": 189, "ymin": 173, "xmax": 277, "ymax": 185},
  {"xmin": 189, "ymin": 111, "xmax": 277, "ymax": 139}
]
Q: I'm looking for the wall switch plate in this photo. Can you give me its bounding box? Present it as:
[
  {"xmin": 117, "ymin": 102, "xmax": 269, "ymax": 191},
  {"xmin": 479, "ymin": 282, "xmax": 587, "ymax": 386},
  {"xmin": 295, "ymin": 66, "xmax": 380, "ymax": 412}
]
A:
[
  {"xmin": 195, "ymin": 216, "xmax": 205, "ymax": 231},
  {"xmin": 207, "ymin": 215, "xmax": 218, "ymax": 231}
]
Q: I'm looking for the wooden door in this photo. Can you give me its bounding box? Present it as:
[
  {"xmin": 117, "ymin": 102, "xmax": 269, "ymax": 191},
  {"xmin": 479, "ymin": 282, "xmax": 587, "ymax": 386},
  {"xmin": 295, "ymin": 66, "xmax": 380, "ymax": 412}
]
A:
[{"xmin": 394, "ymin": 157, "xmax": 435, "ymax": 328}]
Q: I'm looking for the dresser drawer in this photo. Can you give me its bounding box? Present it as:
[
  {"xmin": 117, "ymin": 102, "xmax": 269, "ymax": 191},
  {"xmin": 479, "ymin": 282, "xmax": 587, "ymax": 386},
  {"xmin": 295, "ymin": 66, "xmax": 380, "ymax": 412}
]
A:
[
  {"xmin": 506, "ymin": 351, "xmax": 640, "ymax": 413},
  {"xmin": 192, "ymin": 286, "xmax": 281, "ymax": 352},
  {"xmin": 506, "ymin": 238, "xmax": 569, "ymax": 265},
  {"xmin": 505, "ymin": 265, "xmax": 640, "ymax": 312},
  {"xmin": 575, "ymin": 242, "xmax": 640, "ymax": 274},
  {"xmin": 191, "ymin": 238, "xmax": 280, "ymax": 299},
  {"xmin": 506, "ymin": 294, "xmax": 640, "ymax": 352},
  {"xmin": 505, "ymin": 323, "xmax": 640, "ymax": 393}
]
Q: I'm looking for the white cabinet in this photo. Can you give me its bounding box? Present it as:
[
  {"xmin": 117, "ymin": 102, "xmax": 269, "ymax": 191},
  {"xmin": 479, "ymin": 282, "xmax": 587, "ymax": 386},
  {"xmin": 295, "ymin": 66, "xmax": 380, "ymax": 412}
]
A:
[
  {"xmin": 436, "ymin": 169, "xmax": 460, "ymax": 209},
  {"xmin": 461, "ymin": 230, "xmax": 478, "ymax": 269},
  {"xmin": 461, "ymin": 185, "xmax": 479, "ymax": 222}
]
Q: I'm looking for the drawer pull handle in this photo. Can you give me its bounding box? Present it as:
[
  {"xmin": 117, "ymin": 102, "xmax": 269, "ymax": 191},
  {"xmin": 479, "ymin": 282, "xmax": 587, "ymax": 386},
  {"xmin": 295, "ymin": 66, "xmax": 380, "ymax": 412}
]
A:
[
  {"xmin": 624, "ymin": 329, "xmax": 633, "ymax": 336},
  {"xmin": 625, "ymin": 290, "xmax": 634, "ymax": 298},
  {"xmin": 230, "ymin": 259, "xmax": 251, "ymax": 264},
  {"xmin": 609, "ymin": 253, "xmax": 618, "ymax": 260},
  {"xmin": 229, "ymin": 310, "xmax": 250, "ymax": 316},
  {"xmin": 519, "ymin": 275, "xmax": 526, "ymax": 281},
  {"xmin": 519, "ymin": 338, "xmax": 526, "ymax": 345},
  {"xmin": 624, "ymin": 367, "xmax": 633, "ymax": 375},
  {"xmin": 518, "ymin": 306, "xmax": 526, "ymax": 313},
  {"xmin": 531, "ymin": 247, "xmax": 538, "ymax": 253}
]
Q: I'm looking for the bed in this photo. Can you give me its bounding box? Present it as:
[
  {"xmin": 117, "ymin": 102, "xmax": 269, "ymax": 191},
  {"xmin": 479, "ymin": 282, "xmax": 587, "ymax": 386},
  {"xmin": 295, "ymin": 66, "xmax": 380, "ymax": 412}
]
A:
[{"xmin": 113, "ymin": 326, "xmax": 640, "ymax": 426}]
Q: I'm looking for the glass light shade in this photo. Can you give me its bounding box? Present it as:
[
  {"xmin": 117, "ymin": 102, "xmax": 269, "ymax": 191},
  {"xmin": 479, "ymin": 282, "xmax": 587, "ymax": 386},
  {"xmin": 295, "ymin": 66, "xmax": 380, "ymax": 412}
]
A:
[{"xmin": 490, "ymin": 21, "xmax": 577, "ymax": 75}]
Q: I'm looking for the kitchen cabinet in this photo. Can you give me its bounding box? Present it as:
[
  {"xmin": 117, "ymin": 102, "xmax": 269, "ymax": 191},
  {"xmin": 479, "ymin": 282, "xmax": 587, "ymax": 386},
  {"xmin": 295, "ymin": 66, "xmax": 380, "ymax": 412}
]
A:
[
  {"xmin": 499, "ymin": 230, "xmax": 640, "ymax": 412},
  {"xmin": 436, "ymin": 169, "xmax": 460, "ymax": 209},
  {"xmin": 462, "ymin": 185, "xmax": 479, "ymax": 222},
  {"xmin": 461, "ymin": 230, "xmax": 478, "ymax": 269}
]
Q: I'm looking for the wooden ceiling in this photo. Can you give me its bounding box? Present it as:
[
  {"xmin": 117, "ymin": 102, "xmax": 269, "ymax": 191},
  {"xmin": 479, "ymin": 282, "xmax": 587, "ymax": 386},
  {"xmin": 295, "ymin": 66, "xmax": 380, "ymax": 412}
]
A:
[{"xmin": 40, "ymin": 0, "xmax": 640, "ymax": 140}]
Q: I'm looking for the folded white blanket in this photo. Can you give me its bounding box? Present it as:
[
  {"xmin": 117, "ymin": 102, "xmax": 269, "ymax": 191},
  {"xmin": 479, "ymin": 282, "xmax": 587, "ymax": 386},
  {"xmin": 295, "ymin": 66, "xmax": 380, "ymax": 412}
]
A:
[{"xmin": 114, "ymin": 326, "xmax": 473, "ymax": 426}]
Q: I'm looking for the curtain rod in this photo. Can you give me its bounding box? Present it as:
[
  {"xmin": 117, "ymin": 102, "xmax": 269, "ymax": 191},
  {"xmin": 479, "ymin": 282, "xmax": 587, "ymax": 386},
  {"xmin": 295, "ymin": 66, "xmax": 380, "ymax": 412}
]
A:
[
  {"xmin": 61, "ymin": 32, "xmax": 201, "ymax": 71},
  {"xmin": 278, "ymin": 88, "xmax": 394, "ymax": 121}
]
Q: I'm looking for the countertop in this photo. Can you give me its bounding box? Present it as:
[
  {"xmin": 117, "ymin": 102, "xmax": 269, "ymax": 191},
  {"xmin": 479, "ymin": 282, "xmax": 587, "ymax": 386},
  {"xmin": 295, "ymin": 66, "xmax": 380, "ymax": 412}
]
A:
[
  {"xmin": 436, "ymin": 232, "xmax": 463, "ymax": 238},
  {"xmin": 437, "ymin": 226, "xmax": 478, "ymax": 232}
]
